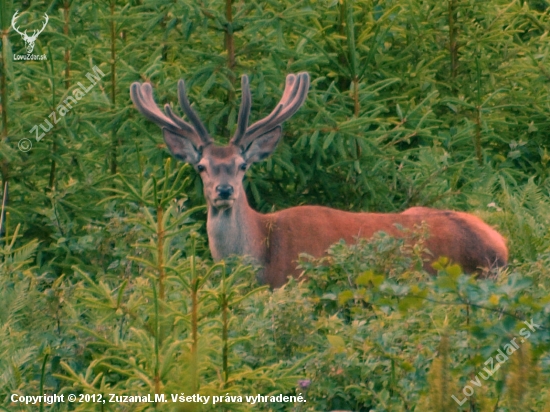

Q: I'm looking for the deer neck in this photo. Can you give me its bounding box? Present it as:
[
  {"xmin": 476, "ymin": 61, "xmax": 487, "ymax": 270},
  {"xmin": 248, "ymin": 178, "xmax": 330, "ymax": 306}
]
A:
[{"xmin": 206, "ymin": 187, "xmax": 267, "ymax": 265}]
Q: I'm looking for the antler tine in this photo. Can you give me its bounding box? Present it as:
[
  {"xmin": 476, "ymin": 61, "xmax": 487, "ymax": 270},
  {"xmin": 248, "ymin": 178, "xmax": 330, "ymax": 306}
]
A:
[
  {"xmin": 233, "ymin": 72, "xmax": 309, "ymax": 148},
  {"xmin": 268, "ymin": 73, "xmax": 309, "ymax": 122},
  {"xmin": 11, "ymin": 10, "xmax": 25, "ymax": 36},
  {"xmin": 130, "ymin": 82, "xmax": 179, "ymax": 130},
  {"xmin": 279, "ymin": 74, "xmax": 298, "ymax": 106},
  {"xmin": 245, "ymin": 74, "xmax": 298, "ymax": 137},
  {"xmin": 163, "ymin": 104, "xmax": 198, "ymax": 135},
  {"xmin": 163, "ymin": 104, "xmax": 207, "ymax": 149},
  {"xmin": 177, "ymin": 80, "xmax": 211, "ymax": 144},
  {"xmin": 232, "ymin": 75, "xmax": 251, "ymax": 143},
  {"xmin": 36, "ymin": 13, "xmax": 48, "ymax": 35}
]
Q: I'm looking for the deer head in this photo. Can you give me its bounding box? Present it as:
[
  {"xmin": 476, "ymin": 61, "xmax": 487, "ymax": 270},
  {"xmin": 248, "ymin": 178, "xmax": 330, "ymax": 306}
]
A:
[
  {"xmin": 130, "ymin": 73, "xmax": 309, "ymax": 210},
  {"xmin": 11, "ymin": 10, "xmax": 49, "ymax": 55}
]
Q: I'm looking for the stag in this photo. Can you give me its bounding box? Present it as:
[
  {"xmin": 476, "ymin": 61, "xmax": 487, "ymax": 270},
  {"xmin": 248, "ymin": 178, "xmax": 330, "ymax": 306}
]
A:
[
  {"xmin": 11, "ymin": 10, "xmax": 49, "ymax": 54},
  {"xmin": 130, "ymin": 73, "xmax": 508, "ymax": 288}
]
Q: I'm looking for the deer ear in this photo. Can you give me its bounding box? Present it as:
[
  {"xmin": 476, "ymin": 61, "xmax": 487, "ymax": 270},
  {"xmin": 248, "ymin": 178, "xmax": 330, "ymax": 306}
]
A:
[
  {"xmin": 242, "ymin": 126, "xmax": 282, "ymax": 163},
  {"xmin": 162, "ymin": 128, "xmax": 201, "ymax": 165}
]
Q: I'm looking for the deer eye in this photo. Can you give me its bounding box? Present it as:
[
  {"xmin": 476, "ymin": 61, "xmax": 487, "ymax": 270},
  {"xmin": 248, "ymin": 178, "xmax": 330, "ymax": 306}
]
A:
[
  {"xmin": 197, "ymin": 164, "xmax": 206, "ymax": 172},
  {"xmin": 239, "ymin": 163, "xmax": 247, "ymax": 171}
]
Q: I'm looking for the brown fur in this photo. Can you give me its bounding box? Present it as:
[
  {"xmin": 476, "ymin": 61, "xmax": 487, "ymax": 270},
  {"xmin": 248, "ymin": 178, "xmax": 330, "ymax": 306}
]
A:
[
  {"xmin": 211, "ymin": 199, "xmax": 508, "ymax": 288},
  {"xmin": 198, "ymin": 148, "xmax": 508, "ymax": 288}
]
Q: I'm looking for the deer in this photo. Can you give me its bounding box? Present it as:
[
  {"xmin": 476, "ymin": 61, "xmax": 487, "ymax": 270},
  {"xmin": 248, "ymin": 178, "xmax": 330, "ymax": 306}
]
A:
[
  {"xmin": 11, "ymin": 10, "xmax": 49, "ymax": 55},
  {"xmin": 130, "ymin": 72, "xmax": 508, "ymax": 288}
]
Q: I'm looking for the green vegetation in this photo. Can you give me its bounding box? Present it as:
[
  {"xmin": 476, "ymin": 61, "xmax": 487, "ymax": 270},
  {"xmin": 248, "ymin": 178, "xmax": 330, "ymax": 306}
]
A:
[{"xmin": 1, "ymin": 0, "xmax": 549, "ymax": 410}]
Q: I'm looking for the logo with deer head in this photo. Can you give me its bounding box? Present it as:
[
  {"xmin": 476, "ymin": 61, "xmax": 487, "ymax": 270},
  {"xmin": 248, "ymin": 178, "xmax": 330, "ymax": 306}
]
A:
[{"xmin": 11, "ymin": 10, "xmax": 48, "ymax": 55}]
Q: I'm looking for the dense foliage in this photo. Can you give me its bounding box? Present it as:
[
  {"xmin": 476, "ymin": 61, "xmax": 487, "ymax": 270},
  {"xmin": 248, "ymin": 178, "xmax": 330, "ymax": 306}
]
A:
[{"xmin": 1, "ymin": 0, "xmax": 550, "ymax": 410}]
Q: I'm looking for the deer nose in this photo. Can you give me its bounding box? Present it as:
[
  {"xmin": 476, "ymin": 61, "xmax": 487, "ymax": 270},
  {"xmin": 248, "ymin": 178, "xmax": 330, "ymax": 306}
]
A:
[{"xmin": 216, "ymin": 184, "xmax": 234, "ymax": 199}]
